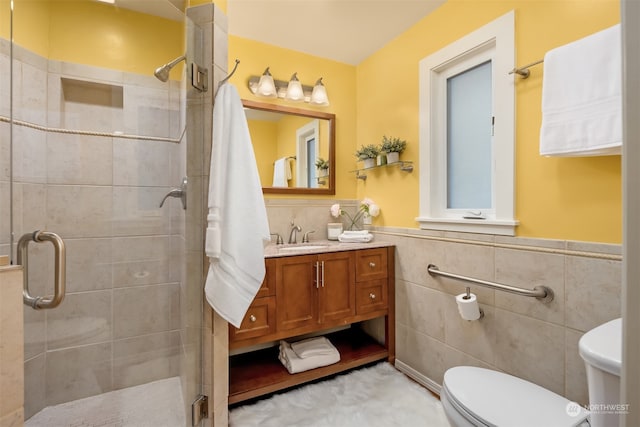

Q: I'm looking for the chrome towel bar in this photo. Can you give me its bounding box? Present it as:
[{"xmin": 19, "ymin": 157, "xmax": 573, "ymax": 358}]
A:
[
  {"xmin": 508, "ymin": 58, "xmax": 544, "ymax": 79},
  {"xmin": 17, "ymin": 230, "xmax": 66, "ymax": 310},
  {"xmin": 427, "ymin": 264, "xmax": 554, "ymax": 303}
]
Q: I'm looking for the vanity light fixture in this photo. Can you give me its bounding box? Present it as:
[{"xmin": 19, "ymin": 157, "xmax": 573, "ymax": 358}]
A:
[
  {"xmin": 285, "ymin": 73, "xmax": 305, "ymax": 102},
  {"xmin": 257, "ymin": 67, "xmax": 277, "ymax": 98},
  {"xmin": 310, "ymin": 78, "xmax": 329, "ymax": 106},
  {"xmin": 248, "ymin": 69, "xmax": 330, "ymax": 106}
]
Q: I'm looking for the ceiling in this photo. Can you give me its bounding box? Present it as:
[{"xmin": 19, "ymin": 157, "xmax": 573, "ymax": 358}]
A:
[
  {"xmin": 114, "ymin": 0, "xmax": 445, "ymax": 66},
  {"xmin": 226, "ymin": 0, "xmax": 445, "ymax": 65}
]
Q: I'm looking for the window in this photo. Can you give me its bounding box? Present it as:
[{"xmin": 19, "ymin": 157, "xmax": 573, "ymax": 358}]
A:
[
  {"xmin": 295, "ymin": 119, "xmax": 320, "ymax": 187},
  {"xmin": 417, "ymin": 11, "xmax": 518, "ymax": 235}
]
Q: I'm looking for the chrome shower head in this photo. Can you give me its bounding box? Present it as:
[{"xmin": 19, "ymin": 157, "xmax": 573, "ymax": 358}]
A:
[{"xmin": 154, "ymin": 55, "xmax": 186, "ymax": 82}]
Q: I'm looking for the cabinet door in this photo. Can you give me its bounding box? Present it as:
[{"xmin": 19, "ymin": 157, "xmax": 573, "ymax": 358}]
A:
[
  {"xmin": 318, "ymin": 251, "xmax": 355, "ymax": 323},
  {"xmin": 275, "ymin": 255, "xmax": 318, "ymax": 331}
]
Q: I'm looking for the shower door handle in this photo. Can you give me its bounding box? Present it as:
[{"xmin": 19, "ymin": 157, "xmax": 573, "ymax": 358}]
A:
[
  {"xmin": 17, "ymin": 230, "xmax": 66, "ymax": 310},
  {"xmin": 159, "ymin": 176, "xmax": 187, "ymax": 210}
]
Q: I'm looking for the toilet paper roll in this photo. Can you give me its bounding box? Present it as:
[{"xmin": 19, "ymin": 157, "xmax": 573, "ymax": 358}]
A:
[{"xmin": 456, "ymin": 292, "xmax": 481, "ymax": 321}]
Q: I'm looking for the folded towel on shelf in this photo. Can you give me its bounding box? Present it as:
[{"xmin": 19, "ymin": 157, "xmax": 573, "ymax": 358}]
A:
[
  {"xmin": 290, "ymin": 337, "xmax": 339, "ymax": 358},
  {"xmin": 540, "ymin": 24, "xmax": 621, "ymax": 157},
  {"xmin": 338, "ymin": 232, "xmax": 374, "ymax": 243},
  {"xmin": 278, "ymin": 340, "xmax": 340, "ymax": 374}
]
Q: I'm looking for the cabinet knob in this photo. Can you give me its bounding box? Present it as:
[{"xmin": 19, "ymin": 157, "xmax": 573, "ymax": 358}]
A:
[
  {"xmin": 369, "ymin": 262, "xmax": 376, "ymax": 268},
  {"xmin": 249, "ymin": 314, "xmax": 257, "ymax": 322},
  {"xmin": 369, "ymin": 293, "xmax": 376, "ymax": 300}
]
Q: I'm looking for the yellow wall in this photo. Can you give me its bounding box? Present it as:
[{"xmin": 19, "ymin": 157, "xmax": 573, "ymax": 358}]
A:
[
  {"xmin": 247, "ymin": 119, "xmax": 278, "ymax": 187},
  {"xmin": 0, "ymin": 0, "xmax": 8, "ymax": 41},
  {"xmin": 356, "ymin": 0, "xmax": 621, "ymax": 243},
  {"xmin": 228, "ymin": 35, "xmax": 357, "ymax": 200},
  {"xmin": 10, "ymin": 0, "xmax": 184, "ymax": 78},
  {"xmin": 10, "ymin": 0, "xmax": 51, "ymax": 57}
]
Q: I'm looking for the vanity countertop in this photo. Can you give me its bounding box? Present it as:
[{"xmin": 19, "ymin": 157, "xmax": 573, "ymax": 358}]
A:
[{"xmin": 264, "ymin": 239, "xmax": 394, "ymax": 258}]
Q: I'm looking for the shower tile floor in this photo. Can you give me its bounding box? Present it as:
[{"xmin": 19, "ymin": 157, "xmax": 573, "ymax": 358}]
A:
[{"xmin": 25, "ymin": 377, "xmax": 186, "ymax": 427}]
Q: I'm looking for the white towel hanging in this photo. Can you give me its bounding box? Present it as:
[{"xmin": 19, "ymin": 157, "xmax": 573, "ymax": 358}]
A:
[
  {"xmin": 205, "ymin": 84, "xmax": 271, "ymax": 328},
  {"xmin": 540, "ymin": 24, "xmax": 621, "ymax": 157}
]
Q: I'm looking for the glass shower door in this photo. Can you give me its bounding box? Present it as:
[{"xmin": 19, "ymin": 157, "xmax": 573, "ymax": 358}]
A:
[{"xmin": 5, "ymin": 1, "xmax": 204, "ymax": 425}]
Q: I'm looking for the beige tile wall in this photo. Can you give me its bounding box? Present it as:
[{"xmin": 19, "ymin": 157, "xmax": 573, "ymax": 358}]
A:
[
  {"xmin": 0, "ymin": 266, "xmax": 24, "ymax": 427},
  {"xmin": 373, "ymin": 227, "xmax": 621, "ymax": 406},
  {"xmin": 264, "ymin": 198, "xmax": 359, "ymax": 243}
]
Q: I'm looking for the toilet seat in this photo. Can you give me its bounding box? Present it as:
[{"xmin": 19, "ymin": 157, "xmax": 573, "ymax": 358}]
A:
[{"xmin": 442, "ymin": 366, "xmax": 590, "ymax": 427}]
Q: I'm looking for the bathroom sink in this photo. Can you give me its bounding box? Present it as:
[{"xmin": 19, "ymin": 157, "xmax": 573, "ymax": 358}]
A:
[{"xmin": 278, "ymin": 245, "xmax": 329, "ymax": 252}]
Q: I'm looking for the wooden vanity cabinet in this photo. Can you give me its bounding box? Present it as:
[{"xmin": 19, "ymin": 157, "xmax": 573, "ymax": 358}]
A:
[
  {"xmin": 228, "ymin": 245, "xmax": 395, "ymax": 405},
  {"xmin": 276, "ymin": 251, "xmax": 355, "ymax": 332}
]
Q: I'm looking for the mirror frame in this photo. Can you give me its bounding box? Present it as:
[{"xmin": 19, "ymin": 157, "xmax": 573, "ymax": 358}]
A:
[{"xmin": 243, "ymin": 99, "xmax": 336, "ymax": 195}]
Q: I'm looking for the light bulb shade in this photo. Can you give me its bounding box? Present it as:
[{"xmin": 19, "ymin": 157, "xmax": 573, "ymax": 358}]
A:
[
  {"xmin": 285, "ymin": 73, "xmax": 305, "ymax": 102},
  {"xmin": 257, "ymin": 67, "xmax": 277, "ymax": 98},
  {"xmin": 310, "ymin": 78, "xmax": 329, "ymax": 106}
]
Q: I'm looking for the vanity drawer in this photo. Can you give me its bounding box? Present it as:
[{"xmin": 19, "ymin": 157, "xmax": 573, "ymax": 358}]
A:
[
  {"xmin": 255, "ymin": 259, "xmax": 276, "ymax": 299},
  {"xmin": 355, "ymin": 248, "xmax": 388, "ymax": 282},
  {"xmin": 229, "ymin": 296, "xmax": 276, "ymax": 342},
  {"xmin": 356, "ymin": 280, "xmax": 388, "ymax": 315}
]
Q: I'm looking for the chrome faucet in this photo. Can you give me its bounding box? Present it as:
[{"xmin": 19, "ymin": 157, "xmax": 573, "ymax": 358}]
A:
[
  {"xmin": 302, "ymin": 230, "xmax": 315, "ymax": 243},
  {"xmin": 288, "ymin": 223, "xmax": 302, "ymax": 244},
  {"xmin": 159, "ymin": 177, "xmax": 187, "ymax": 210}
]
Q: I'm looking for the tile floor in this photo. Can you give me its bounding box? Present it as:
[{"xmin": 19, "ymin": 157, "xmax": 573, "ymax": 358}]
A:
[{"xmin": 24, "ymin": 377, "xmax": 186, "ymax": 427}]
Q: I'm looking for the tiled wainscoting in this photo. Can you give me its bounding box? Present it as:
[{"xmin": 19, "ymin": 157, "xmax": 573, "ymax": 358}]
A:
[{"xmin": 374, "ymin": 227, "xmax": 620, "ymax": 406}]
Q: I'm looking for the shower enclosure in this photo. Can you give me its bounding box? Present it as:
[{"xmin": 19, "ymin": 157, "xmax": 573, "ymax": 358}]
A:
[{"xmin": 0, "ymin": 1, "xmax": 215, "ymax": 425}]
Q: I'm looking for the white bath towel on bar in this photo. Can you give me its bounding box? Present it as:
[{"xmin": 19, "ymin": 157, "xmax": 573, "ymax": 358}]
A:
[
  {"xmin": 540, "ymin": 24, "xmax": 621, "ymax": 157},
  {"xmin": 205, "ymin": 84, "xmax": 270, "ymax": 328},
  {"xmin": 272, "ymin": 157, "xmax": 291, "ymax": 187}
]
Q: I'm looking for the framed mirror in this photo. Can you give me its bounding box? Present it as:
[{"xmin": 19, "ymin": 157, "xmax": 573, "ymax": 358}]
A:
[{"xmin": 243, "ymin": 99, "xmax": 336, "ymax": 195}]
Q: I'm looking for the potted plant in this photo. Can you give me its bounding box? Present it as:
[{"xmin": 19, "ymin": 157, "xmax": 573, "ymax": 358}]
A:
[
  {"xmin": 355, "ymin": 144, "xmax": 380, "ymax": 169},
  {"xmin": 381, "ymin": 135, "xmax": 407, "ymax": 163},
  {"xmin": 315, "ymin": 157, "xmax": 329, "ymax": 177}
]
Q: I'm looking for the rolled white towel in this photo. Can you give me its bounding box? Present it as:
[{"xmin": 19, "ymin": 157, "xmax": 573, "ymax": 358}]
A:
[{"xmin": 291, "ymin": 337, "xmax": 338, "ymax": 358}]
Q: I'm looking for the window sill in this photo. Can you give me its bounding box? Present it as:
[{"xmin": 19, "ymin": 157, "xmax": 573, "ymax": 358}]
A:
[{"xmin": 415, "ymin": 216, "xmax": 519, "ymax": 236}]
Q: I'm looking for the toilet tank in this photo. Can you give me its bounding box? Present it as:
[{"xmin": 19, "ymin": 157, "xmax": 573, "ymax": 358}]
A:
[{"xmin": 578, "ymin": 318, "xmax": 622, "ymax": 427}]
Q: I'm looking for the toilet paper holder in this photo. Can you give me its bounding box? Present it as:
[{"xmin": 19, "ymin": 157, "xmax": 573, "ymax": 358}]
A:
[
  {"xmin": 427, "ymin": 264, "xmax": 554, "ymax": 304},
  {"xmin": 460, "ymin": 286, "xmax": 485, "ymax": 320}
]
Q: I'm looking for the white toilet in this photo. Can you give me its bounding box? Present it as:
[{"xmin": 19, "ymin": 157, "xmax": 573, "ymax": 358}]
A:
[
  {"xmin": 441, "ymin": 318, "xmax": 622, "ymax": 427},
  {"xmin": 579, "ymin": 318, "xmax": 622, "ymax": 427}
]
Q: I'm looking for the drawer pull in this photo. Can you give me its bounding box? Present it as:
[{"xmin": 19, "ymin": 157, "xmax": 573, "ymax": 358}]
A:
[
  {"xmin": 369, "ymin": 293, "xmax": 376, "ymax": 300},
  {"xmin": 369, "ymin": 262, "xmax": 376, "ymax": 268},
  {"xmin": 249, "ymin": 314, "xmax": 257, "ymax": 322}
]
